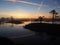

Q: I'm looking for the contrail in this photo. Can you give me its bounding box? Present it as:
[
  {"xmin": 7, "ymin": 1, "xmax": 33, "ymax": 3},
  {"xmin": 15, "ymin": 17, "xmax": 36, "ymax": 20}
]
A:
[
  {"xmin": 36, "ymin": 0, "xmax": 44, "ymax": 16},
  {"xmin": 4, "ymin": 0, "xmax": 17, "ymax": 2},
  {"xmin": 4, "ymin": 0, "xmax": 47, "ymax": 7},
  {"xmin": 18, "ymin": 0, "xmax": 45, "ymax": 15},
  {"xmin": 18, "ymin": 1, "xmax": 41, "ymax": 6},
  {"xmin": 4, "ymin": 0, "xmax": 48, "ymax": 16}
]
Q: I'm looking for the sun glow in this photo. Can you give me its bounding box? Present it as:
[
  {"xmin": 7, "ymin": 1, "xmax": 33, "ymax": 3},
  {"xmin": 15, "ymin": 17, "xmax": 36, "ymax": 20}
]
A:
[
  {"xmin": 0, "ymin": 11, "xmax": 52, "ymax": 19},
  {"xmin": 0, "ymin": 11, "xmax": 32, "ymax": 18}
]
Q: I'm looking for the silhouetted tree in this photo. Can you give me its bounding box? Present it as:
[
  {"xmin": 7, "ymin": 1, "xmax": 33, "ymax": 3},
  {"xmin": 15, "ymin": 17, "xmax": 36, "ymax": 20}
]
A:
[
  {"xmin": 49, "ymin": 10, "xmax": 58, "ymax": 24},
  {"xmin": 1, "ymin": 17, "xmax": 5, "ymax": 21},
  {"xmin": 55, "ymin": 13, "xmax": 58, "ymax": 19},
  {"xmin": 0, "ymin": 17, "xmax": 6, "ymax": 23},
  {"xmin": 10, "ymin": 16, "xmax": 14, "ymax": 23},
  {"xmin": 55, "ymin": 16, "xmax": 59, "ymax": 19},
  {"xmin": 11, "ymin": 16, "xmax": 14, "ymax": 21},
  {"xmin": 38, "ymin": 16, "xmax": 43, "ymax": 23}
]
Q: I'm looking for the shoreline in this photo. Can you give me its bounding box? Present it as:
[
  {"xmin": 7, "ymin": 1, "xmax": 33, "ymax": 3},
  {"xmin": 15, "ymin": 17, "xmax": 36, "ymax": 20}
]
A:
[{"xmin": 24, "ymin": 23, "xmax": 60, "ymax": 36}]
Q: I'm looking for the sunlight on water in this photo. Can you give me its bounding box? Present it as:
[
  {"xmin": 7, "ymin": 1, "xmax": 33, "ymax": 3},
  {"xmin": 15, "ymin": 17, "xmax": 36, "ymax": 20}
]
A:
[
  {"xmin": 14, "ymin": 21, "xmax": 32, "ymax": 26},
  {"xmin": 32, "ymin": 21, "xmax": 60, "ymax": 24},
  {"xmin": 0, "ymin": 21, "xmax": 60, "ymax": 39}
]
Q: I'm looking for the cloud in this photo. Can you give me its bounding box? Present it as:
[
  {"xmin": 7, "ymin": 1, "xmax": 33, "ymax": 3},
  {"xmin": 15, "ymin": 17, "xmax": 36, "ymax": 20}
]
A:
[
  {"xmin": 4, "ymin": 0, "xmax": 16, "ymax": 2},
  {"xmin": 36, "ymin": 1, "xmax": 44, "ymax": 15},
  {"xmin": 34, "ymin": 0, "xmax": 50, "ymax": 15},
  {"xmin": 4, "ymin": 0, "xmax": 47, "ymax": 7},
  {"xmin": 4, "ymin": 0, "xmax": 49, "ymax": 15},
  {"xmin": 18, "ymin": 1, "xmax": 41, "ymax": 6}
]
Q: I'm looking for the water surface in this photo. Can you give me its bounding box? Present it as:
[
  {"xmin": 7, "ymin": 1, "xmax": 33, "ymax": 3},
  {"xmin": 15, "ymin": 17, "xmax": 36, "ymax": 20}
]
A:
[{"xmin": 0, "ymin": 21, "xmax": 35, "ymax": 38}]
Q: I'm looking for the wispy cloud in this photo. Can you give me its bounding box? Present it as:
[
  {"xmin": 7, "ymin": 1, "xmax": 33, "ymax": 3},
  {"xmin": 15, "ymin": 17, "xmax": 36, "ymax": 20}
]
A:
[
  {"xmin": 4, "ymin": 0, "xmax": 16, "ymax": 2},
  {"xmin": 35, "ymin": 0, "xmax": 50, "ymax": 15},
  {"xmin": 3, "ymin": 0, "xmax": 60, "ymax": 9},
  {"xmin": 18, "ymin": 1, "xmax": 42, "ymax": 6},
  {"xmin": 36, "ymin": 1, "xmax": 44, "ymax": 15},
  {"xmin": 4, "ymin": 0, "xmax": 47, "ymax": 7}
]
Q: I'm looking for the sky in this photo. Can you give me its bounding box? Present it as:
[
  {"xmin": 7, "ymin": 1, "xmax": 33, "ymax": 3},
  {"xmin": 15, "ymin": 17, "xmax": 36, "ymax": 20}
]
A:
[{"xmin": 0, "ymin": 0, "xmax": 60, "ymax": 18}]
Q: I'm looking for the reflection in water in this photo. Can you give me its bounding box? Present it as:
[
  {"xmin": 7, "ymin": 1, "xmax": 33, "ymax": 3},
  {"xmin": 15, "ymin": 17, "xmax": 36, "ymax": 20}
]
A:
[
  {"xmin": 9, "ymin": 33, "xmax": 35, "ymax": 39},
  {"xmin": 32, "ymin": 21, "xmax": 60, "ymax": 24},
  {"xmin": 0, "ymin": 21, "xmax": 60, "ymax": 41},
  {"xmin": 0, "ymin": 21, "xmax": 35, "ymax": 38},
  {"xmin": 10, "ymin": 23, "xmax": 14, "ymax": 27}
]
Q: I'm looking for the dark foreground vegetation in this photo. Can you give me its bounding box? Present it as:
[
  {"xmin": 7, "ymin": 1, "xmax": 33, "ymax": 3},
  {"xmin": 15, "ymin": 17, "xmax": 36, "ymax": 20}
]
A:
[
  {"xmin": 0, "ymin": 9, "xmax": 60, "ymax": 45},
  {"xmin": 6, "ymin": 20, "xmax": 23, "ymax": 24},
  {"xmin": 23, "ymin": 23, "xmax": 60, "ymax": 45},
  {"xmin": 24, "ymin": 23, "xmax": 60, "ymax": 36},
  {"xmin": 0, "ymin": 36, "xmax": 15, "ymax": 45}
]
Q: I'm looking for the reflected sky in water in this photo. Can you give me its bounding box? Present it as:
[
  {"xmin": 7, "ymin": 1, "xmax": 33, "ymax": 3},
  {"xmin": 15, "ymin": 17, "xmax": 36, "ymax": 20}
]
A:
[{"xmin": 0, "ymin": 21, "xmax": 35, "ymax": 38}]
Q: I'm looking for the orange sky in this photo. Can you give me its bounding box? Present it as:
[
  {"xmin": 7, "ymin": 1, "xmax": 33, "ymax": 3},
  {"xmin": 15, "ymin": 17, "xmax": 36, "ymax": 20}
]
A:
[
  {"xmin": 0, "ymin": 11, "xmax": 52, "ymax": 19},
  {"xmin": 0, "ymin": 0, "xmax": 60, "ymax": 19}
]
